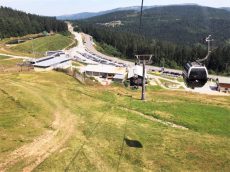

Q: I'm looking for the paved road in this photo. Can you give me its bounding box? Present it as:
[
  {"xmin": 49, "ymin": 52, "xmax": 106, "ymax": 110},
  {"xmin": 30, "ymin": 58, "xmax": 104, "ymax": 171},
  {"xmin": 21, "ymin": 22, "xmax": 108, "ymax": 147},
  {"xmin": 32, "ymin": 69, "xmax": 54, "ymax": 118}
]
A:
[
  {"xmin": 82, "ymin": 33, "xmax": 134, "ymax": 66},
  {"xmin": 82, "ymin": 33, "xmax": 183, "ymax": 73}
]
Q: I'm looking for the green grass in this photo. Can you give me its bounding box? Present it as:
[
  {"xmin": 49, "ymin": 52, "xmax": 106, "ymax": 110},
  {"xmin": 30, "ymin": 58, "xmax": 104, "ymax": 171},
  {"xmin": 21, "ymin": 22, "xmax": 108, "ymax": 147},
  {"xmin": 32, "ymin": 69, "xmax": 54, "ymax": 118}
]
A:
[
  {"xmin": 0, "ymin": 59, "xmax": 22, "ymax": 68},
  {"xmin": 122, "ymin": 95, "xmax": 230, "ymax": 136},
  {"xmin": 0, "ymin": 73, "xmax": 53, "ymax": 158},
  {"xmin": 0, "ymin": 55, "xmax": 11, "ymax": 60},
  {"xmin": 159, "ymin": 78, "xmax": 181, "ymax": 88},
  {"xmin": 149, "ymin": 72, "xmax": 184, "ymax": 82},
  {"xmin": 10, "ymin": 34, "xmax": 73, "ymax": 57},
  {"xmin": 147, "ymin": 85, "xmax": 163, "ymax": 91},
  {"xmin": 0, "ymin": 72, "xmax": 230, "ymax": 171}
]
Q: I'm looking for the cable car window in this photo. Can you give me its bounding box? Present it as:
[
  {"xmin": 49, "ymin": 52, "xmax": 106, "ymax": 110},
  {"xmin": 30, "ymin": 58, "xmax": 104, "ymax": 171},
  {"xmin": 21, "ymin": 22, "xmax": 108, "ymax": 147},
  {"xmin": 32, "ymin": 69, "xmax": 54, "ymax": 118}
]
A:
[
  {"xmin": 190, "ymin": 69, "xmax": 207, "ymax": 79},
  {"xmin": 184, "ymin": 63, "xmax": 190, "ymax": 72}
]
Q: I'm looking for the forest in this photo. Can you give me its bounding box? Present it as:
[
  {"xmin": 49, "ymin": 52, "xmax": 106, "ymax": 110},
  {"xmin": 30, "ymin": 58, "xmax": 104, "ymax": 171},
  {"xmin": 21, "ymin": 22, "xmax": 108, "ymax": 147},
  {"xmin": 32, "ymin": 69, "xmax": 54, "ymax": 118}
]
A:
[
  {"xmin": 74, "ymin": 5, "xmax": 230, "ymax": 75},
  {"xmin": 80, "ymin": 5, "xmax": 230, "ymax": 45},
  {"xmin": 0, "ymin": 6, "xmax": 68, "ymax": 38},
  {"xmin": 75, "ymin": 23, "xmax": 230, "ymax": 75}
]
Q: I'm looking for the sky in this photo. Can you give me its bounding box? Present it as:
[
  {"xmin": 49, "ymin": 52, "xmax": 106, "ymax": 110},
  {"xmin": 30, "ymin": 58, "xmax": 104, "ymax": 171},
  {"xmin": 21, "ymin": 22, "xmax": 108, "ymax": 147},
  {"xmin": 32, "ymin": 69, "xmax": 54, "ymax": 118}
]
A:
[{"xmin": 1, "ymin": 0, "xmax": 230, "ymax": 16}]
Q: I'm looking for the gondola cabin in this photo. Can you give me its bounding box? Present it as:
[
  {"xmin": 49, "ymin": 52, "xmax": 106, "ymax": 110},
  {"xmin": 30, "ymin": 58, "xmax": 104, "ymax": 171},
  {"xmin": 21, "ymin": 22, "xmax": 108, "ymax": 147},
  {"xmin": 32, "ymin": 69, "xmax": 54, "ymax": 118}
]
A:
[{"xmin": 183, "ymin": 62, "xmax": 208, "ymax": 88}]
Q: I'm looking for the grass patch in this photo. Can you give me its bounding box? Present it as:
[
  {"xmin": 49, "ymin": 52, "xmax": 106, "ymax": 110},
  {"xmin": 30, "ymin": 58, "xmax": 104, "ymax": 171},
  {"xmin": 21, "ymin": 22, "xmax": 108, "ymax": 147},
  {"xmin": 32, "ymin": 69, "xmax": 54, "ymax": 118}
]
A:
[
  {"xmin": 159, "ymin": 78, "xmax": 181, "ymax": 88},
  {"xmin": 0, "ymin": 55, "xmax": 11, "ymax": 60},
  {"xmin": 147, "ymin": 85, "xmax": 163, "ymax": 91},
  {"xmin": 10, "ymin": 34, "xmax": 73, "ymax": 57},
  {"xmin": 0, "ymin": 59, "xmax": 22, "ymax": 68}
]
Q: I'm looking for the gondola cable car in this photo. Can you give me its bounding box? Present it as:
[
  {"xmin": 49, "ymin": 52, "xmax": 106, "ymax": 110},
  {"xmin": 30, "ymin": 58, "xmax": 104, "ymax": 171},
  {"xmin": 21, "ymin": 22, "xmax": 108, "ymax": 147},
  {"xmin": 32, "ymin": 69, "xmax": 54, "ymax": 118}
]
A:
[{"xmin": 182, "ymin": 35, "xmax": 214, "ymax": 89}]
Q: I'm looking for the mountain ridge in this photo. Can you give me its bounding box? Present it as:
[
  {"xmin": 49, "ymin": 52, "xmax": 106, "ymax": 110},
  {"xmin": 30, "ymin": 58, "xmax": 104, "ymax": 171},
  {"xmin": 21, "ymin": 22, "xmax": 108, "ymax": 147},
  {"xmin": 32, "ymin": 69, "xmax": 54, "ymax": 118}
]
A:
[
  {"xmin": 57, "ymin": 6, "xmax": 154, "ymax": 20},
  {"xmin": 57, "ymin": 4, "xmax": 230, "ymax": 20},
  {"xmin": 221, "ymin": 7, "xmax": 230, "ymax": 12},
  {"xmin": 77, "ymin": 5, "xmax": 230, "ymax": 45}
]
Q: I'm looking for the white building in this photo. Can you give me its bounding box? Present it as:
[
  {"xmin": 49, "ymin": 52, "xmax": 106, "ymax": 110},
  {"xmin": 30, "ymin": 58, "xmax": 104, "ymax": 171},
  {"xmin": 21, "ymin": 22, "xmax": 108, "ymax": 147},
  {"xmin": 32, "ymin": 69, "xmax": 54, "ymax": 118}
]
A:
[
  {"xmin": 30, "ymin": 53, "xmax": 71, "ymax": 72},
  {"xmin": 216, "ymin": 77, "xmax": 230, "ymax": 93},
  {"xmin": 128, "ymin": 65, "xmax": 147, "ymax": 79},
  {"xmin": 128, "ymin": 65, "xmax": 148, "ymax": 87},
  {"xmin": 81, "ymin": 64, "xmax": 127, "ymax": 78}
]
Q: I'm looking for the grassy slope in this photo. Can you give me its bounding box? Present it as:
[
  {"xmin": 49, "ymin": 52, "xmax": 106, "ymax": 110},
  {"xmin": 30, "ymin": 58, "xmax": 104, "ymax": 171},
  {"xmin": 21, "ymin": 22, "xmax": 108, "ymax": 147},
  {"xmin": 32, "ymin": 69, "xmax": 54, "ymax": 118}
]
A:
[
  {"xmin": 0, "ymin": 72, "xmax": 230, "ymax": 171},
  {"xmin": 0, "ymin": 55, "xmax": 11, "ymax": 60},
  {"xmin": 0, "ymin": 58, "xmax": 22, "ymax": 68},
  {"xmin": 9, "ymin": 34, "xmax": 73, "ymax": 57},
  {"xmin": 0, "ymin": 73, "xmax": 53, "ymax": 158}
]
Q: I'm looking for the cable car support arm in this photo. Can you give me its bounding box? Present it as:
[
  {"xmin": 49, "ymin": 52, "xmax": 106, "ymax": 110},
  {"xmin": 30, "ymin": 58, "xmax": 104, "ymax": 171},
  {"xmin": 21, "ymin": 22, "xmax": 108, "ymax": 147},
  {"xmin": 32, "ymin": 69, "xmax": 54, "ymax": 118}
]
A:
[{"xmin": 196, "ymin": 35, "xmax": 214, "ymax": 63}]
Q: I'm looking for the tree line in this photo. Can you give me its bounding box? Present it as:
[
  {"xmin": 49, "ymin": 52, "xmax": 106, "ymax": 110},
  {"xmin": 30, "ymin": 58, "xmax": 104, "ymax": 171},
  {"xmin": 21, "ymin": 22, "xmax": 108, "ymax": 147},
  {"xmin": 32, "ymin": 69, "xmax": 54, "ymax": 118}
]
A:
[
  {"xmin": 0, "ymin": 6, "xmax": 68, "ymax": 38},
  {"xmin": 76, "ymin": 22, "xmax": 230, "ymax": 75}
]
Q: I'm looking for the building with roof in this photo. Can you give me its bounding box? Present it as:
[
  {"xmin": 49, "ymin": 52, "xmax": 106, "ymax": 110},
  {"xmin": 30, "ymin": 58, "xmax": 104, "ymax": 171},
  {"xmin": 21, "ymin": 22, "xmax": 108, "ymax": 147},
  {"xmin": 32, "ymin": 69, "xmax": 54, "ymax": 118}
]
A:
[
  {"xmin": 216, "ymin": 77, "xmax": 230, "ymax": 93},
  {"xmin": 81, "ymin": 65, "xmax": 127, "ymax": 79},
  {"xmin": 30, "ymin": 53, "xmax": 71, "ymax": 72},
  {"xmin": 46, "ymin": 50, "xmax": 65, "ymax": 56},
  {"xmin": 128, "ymin": 65, "xmax": 147, "ymax": 79},
  {"xmin": 128, "ymin": 65, "xmax": 147, "ymax": 86}
]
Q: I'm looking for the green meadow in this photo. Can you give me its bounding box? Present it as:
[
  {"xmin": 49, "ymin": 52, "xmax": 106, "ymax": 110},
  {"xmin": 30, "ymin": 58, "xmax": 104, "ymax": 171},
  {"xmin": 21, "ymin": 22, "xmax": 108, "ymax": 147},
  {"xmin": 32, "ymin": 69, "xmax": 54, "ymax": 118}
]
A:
[
  {"xmin": 0, "ymin": 72, "xmax": 229, "ymax": 171},
  {"xmin": 10, "ymin": 34, "xmax": 73, "ymax": 57}
]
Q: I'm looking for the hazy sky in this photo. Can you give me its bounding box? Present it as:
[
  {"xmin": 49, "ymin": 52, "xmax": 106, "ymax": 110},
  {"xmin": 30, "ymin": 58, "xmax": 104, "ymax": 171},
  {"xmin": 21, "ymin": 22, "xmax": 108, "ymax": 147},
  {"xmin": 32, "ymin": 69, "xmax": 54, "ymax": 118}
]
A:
[{"xmin": 1, "ymin": 0, "xmax": 230, "ymax": 16}]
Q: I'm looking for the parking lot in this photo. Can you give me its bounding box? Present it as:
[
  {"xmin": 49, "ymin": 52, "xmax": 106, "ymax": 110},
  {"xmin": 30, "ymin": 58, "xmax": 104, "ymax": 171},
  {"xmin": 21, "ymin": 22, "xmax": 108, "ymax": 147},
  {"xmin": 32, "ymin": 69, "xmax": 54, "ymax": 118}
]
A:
[{"xmin": 74, "ymin": 50, "xmax": 127, "ymax": 67}]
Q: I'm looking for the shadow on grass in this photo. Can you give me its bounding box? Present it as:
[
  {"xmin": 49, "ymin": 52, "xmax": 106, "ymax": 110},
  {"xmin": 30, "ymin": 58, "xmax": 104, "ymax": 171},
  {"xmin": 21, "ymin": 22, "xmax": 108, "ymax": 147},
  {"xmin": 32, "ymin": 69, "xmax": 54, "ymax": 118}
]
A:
[{"xmin": 124, "ymin": 138, "xmax": 143, "ymax": 148}]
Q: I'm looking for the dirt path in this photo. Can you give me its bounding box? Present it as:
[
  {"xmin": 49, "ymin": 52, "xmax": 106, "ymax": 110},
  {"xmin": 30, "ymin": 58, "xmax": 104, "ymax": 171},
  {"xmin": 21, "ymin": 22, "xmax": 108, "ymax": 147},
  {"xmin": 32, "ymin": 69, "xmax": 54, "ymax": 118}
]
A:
[
  {"xmin": 0, "ymin": 111, "xmax": 75, "ymax": 172},
  {"xmin": 119, "ymin": 107, "xmax": 188, "ymax": 130}
]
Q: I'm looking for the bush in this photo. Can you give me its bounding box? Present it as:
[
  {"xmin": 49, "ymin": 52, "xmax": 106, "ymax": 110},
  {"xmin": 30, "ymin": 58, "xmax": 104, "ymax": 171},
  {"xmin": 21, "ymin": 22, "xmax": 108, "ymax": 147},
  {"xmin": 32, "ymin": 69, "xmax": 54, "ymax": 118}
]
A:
[{"xmin": 124, "ymin": 80, "xmax": 129, "ymax": 87}]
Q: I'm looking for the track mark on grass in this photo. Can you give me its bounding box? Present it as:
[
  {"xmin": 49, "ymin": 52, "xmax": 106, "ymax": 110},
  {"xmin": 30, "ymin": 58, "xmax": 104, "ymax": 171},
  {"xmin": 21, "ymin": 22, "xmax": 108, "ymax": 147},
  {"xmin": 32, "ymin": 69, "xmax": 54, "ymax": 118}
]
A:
[
  {"xmin": 119, "ymin": 107, "xmax": 188, "ymax": 130},
  {"xmin": 0, "ymin": 111, "xmax": 75, "ymax": 172}
]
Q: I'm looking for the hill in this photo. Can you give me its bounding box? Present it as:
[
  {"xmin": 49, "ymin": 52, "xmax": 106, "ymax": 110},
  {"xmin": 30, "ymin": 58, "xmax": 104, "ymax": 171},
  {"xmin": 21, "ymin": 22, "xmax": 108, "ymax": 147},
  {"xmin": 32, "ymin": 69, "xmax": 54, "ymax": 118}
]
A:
[
  {"xmin": 75, "ymin": 5, "xmax": 230, "ymax": 74},
  {"xmin": 79, "ymin": 5, "xmax": 230, "ymax": 45},
  {"xmin": 0, "ymin": 71, "xmax": 230, "ymax": 171},
  {"xmin": 0, "ymin": 33, "xmax": 75, "ymax": 57},
  {"xmin": 57, "ymin": 6, "xmax": 154, "ymax": 20},
  {"xmin": 9, "ymin": 34, "xmax": 74, "ymax": 57},
  {"xmin": 222, "ymin": 7, "xmax": 230, "ymax": 12},
  {"xmin": 0, "ymin": 6, "xmax": 68, "ymax": 38}
]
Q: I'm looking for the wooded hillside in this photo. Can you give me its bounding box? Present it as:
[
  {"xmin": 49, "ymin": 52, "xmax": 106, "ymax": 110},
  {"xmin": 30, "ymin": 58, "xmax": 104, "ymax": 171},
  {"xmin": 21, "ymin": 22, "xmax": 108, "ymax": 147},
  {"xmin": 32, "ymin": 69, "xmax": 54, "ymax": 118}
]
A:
[
  {"xmin": 0, "ymin": 6, "xmax": 68, "ymax": 38},
  {"xmin": 75, "ymin": 5, "xmax": 230, "ymax": 75}
]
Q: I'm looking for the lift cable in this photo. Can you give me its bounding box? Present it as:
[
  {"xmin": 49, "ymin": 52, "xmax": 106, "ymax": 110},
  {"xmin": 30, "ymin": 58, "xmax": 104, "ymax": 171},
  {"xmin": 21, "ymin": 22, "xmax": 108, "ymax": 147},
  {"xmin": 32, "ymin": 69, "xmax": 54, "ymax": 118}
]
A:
[
  {"xmin": 139, "ymin": 0, "xmax": 144, "ymax": 32},
  {"xmin": 64, "ymin": 112, "xmax": 107, "ymax": 172},
  {"xmin": 116, "ymin": 1, "xmax": 144, "ymax": 171}
]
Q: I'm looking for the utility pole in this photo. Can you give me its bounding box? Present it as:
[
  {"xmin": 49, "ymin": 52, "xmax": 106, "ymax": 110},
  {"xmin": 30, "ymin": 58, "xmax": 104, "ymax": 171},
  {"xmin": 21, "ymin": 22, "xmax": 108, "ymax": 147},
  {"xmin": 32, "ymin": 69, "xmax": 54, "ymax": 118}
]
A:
[
  {"xmin": 142, "ymin": 59, "xmax": 146, "ymax": 100},
  {"xmin": 136, "ymin": 55, "xmax": 152, "ymax": 101}
]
